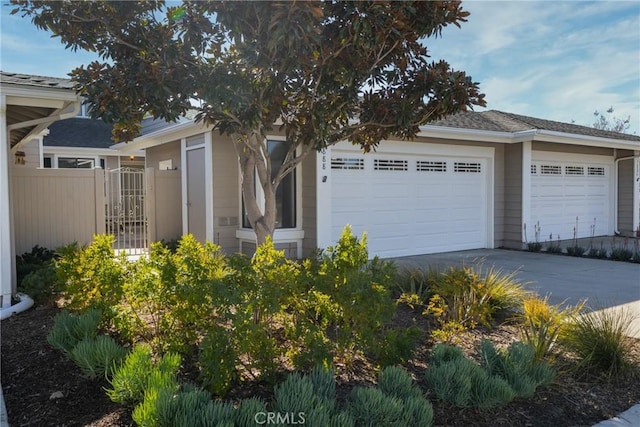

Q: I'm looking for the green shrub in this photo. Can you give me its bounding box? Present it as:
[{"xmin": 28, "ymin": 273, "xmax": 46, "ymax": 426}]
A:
[
  {"xmin": 47, "ymin": 308, "xmax": 102, "ymax": 355},
  {"xmin": 566, "ymin": 246, "xmax": 586, "ymax": 257},
  {"xmin": 373, "ymin": 327, "xmax": 422, "ymax": 367},
  {"xmin": 153, "ymin": 384, "xmax": 234, "ymax": 427},
  {"xmin": 425, "ymin": 266, "xmax": 527, "ymax": 340},
  {"xmin": 561, "ymin": 306, "xmax": 638, "ymax": 378},
  {"xmin": 426, "ymin": 344, "xmax": 515, "ymax": 408},
  {"xmin": 346, "ymin": 367, "xmax": 433, "ymax": 426},
  {"xmin": 395, "ymin": 266, "xmax": 437, "ymax": 306},
  {"xmin": 518, "ymin": 295, "xmax": 584, "ymax": 361},
  {"xmin": 68, "ymin": 335, "xmax": 128, "ymax": 380},
  {"xmin": 55, "ymin": 235, "xmax": 126, "ymax": 317},
  {"xmin": 307, "ymin": 227, "xmax": 397, "ymax": 362},
  {"xmin": 16, "ymin": 245, "xmax": 56, "ymax": 285},
  {"xmin": 586, "ymin": 244, "xmax": 608, "ymax": 259},
  {"xmin": 18, "ymin": 262, "xmax": 58, "ymax": 303},
  {"xmin": 198, "ymin": 326, "xmax": 238, "ymax": 396},
  {"xmin": 479, "ymin": 340, "xmax": 555, "ymax": 398},
  {"xmin": 131, "ymin": 358, "xmax": 182, "ymax": 427},
  {"xmin": 273, "ymin": 367, "xmax": 339, "ymax": 426},
  {"xmin": 234, "ymin": 397, "xmax": 268, "ymax": 427},
  {"xmin": 610, "ymin": 247, "xmax": 633, "ymax": 262}
]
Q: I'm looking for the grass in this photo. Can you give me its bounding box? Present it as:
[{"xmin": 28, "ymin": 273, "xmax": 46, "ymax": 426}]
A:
[{"xmin": 561, "ymin": 305, "xmax": 638, "ymax": 379}]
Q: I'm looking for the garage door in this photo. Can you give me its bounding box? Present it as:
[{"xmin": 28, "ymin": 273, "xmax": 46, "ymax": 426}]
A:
[
  {"xmin": 330, "ymin": 150, "xmax": 489, "ymax": 258},
  {"xmin": 531, "ymin": 155, "xmax": 612, "ymax": 240}
]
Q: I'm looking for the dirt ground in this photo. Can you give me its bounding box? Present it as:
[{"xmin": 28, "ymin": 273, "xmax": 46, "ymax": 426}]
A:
[{"xmin": 1, "ymin": 303, "xmax": 639, "ymax": 427}]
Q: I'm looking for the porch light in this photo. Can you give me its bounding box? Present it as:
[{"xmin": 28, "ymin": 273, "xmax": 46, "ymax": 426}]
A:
[{"xmin": 14, "ymin": 151, "xmax": 26, "ymax": 165}]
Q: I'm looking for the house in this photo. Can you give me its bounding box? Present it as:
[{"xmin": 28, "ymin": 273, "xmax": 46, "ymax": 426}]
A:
[
  {"xmin": 1, "ymin": 71, "xmax": 80, "ymax": 308},
  {"xmin": 115, "ymin": 110, "xmax": 640, "ymax": 259}
]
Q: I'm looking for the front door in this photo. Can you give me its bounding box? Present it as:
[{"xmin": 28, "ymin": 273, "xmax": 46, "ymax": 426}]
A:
[{"xmin": 186, "ymin": 147, "xmax": 207, "ymax": 243}]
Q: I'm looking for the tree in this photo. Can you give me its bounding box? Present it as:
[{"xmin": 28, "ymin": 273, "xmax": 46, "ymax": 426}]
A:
[
  {"xmin": 593, "ymin": 107, "xmax": 631, "ymax": 134},
  {"xmin": 13, "ymin": 0, "xmax": 486, "ymax": 245}
]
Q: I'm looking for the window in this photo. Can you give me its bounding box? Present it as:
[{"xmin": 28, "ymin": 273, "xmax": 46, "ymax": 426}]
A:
[
  {"xmin": 43, "ymin": 157, "xmax": 52, "ymax": 168},
  {"xmin": 588, "ymin": 166, "xmax": 606, "ymax": 176},
  {"xmin": 58, "ymin": 157, "xmax": 95, "ymax": 168},
  {"xmin": 374, "ymin": 159, "xmax": 408, "ymax": 171},
  {"xmin": 417, "ymin": 161, "xmax": 446, "ymax": 172},
  {"xmin": 242, "ymin": 140, "xmax": 297, "ymax": 229},
  {"xmin": 331, "ymin": 157, "xmax": 364, "ymax": 170},
  {"xmin": 565, "ymin": 165, "xmax": 584, "ymax": 175},
  {"xmin": 540, "ymin": 165, "xmax": 561, "ymax": 175},
  {"xmin": 454, "ymin": 162, "xmax": 481, "ymax": 173}
]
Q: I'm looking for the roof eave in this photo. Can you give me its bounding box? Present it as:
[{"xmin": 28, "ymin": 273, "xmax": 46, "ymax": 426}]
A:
[
  {"xmin": 532, "ymin": 129, "xmax": 640, "ymax": 150},
  {"xmin": 118, "ymin": 120, "xmax": 210, "ymax": 152},
  {"xmin": 417, "ymin": 125, "xmax": 518, "ymax": 143}
]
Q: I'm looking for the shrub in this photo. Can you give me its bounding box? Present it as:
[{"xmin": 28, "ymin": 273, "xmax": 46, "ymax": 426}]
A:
[
  {"xmin": 55, "ymin": 235, "xmax": 126, "ymax": 317},
  {"xmin": 130, "ymin": 352, "xmax": 182, "ymax": 427},
  {"xmin": 425, "ymin": 344, "xmax": 514, "ymax": 408},
  {"xmin": 347, "ymin": 366, "xmax": 433, "ymax": 426},
  {"xmin": 198, "ymin": 326, "xmax": 238, "ymax": 396},
  {"xmin": 566, "ymin": 246, "xmax": 586, "ymax": 257},
  {"xmin": 273, "ymin": 366, "xmax": 339, "ymax": 426},
  {"xmin": 518, "ymin": 295, "xmax": 584, "ymax": 361},
  {"xmin": 425, "ymin": 266, "xmax": 527, "ymax": 335},
  {"xmin": 68, "ymin": 335, "xmax": 128, "ymax": 380},
  {"xmin": 395, "ymin": 266, "xmax": 437, "ymax": 306},
  {"xmin": 561, "ymin": 306, "xmax": 638, "ymax": 378},
  {"xmin": 586, "ymin": 245, "xmax": 608, "ymax": 259},
  {"xmin": 47, "ymin": 308, "xmax": 102, "ymax": 355},
  {"xmin": 16, "ymin": 245, "xmax": 56, "ymax": 285},
  {"xmin": 479, "ymin": 340, "xmax": 555, "ymax": 399},
  {"xmin": 373, "ymin": 327, "xmax": 422, "ymax": 366},
  {"xmin": 234, "ymin": 397, "xmax": 268, "ymax": 427},
  {"xmin": 526, "ymin": 242, "xmax": 542, "ymax": 252},
  {"xmin": 154, "ymin": 384, "xmax": 235, "ymax": 427},
  {"xmin": 610, "ymin": 247, "xmax": 633, "ymax": 262},
  {"xmin": 18, "ymin": 261, "xmax": 58, "ymax": 303}
]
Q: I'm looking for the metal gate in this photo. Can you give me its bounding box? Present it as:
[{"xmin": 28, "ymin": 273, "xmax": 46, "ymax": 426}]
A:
[{"xmin": 105, "ymin": 167, "xmax": 147, "ymax": 255}]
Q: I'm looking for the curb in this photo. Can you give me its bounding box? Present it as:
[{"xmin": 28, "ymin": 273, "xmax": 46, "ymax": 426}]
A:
[{"xmin": 592, "ymin": 404, "xmax": 640, "ymax": 427}]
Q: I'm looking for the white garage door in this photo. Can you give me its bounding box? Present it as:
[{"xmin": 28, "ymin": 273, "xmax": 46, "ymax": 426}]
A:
[
  {"xmin": 531, "ymin": 154, "xmax": 612, "ymax": 240},
  {"xmin": 330, "ymin": 150, "xmax": 489, "ymax": 258}
]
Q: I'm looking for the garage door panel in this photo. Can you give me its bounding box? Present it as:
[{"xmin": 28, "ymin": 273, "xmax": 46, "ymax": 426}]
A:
[
  {"xmin": 331, "ymin": 151, "xmax": 489, "ymax": 257},
  {"xmin": 532, "ymin": 157, "xmax": 611, "ymax": 239}
]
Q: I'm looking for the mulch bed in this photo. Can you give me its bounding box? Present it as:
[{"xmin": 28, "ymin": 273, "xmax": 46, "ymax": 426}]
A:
[{"xmin": 1, "ymin": 302, "xmax": 639, "ymax": 427}]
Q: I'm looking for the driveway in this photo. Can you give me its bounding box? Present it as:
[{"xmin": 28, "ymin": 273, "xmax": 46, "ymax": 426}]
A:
[{"xmin": 392, "ymin": 249, "xmax": 640, "ymax": 338}]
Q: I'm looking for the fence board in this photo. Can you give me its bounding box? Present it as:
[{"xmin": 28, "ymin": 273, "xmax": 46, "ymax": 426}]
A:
[{"xmin": 12, "ymin": 168, "xmax": 104, "ymax": 254}]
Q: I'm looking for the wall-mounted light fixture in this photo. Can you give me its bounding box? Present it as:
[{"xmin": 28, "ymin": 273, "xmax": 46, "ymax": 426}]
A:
[
  {"xmin": 15, "ymin": 151, "xmax": 26, "ymax": 165},
  {"xmin": 129, "ymin": 155, "xmax": 135, "ymax": 160}
]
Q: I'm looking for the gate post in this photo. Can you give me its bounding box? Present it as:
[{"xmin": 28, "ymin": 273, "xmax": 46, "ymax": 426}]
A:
[
  {"xmin": 94, "ymin": 168, "xmax": 106, "ymax": 234},
  {"xmin": 146, "ymin": 167, "xmax": 156, "ymax": 244}
]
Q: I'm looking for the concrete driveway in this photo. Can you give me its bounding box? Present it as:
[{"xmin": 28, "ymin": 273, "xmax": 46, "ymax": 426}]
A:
[{"xmin": 392, "ymin": 249, "xmax": 640, "ymax": 338}]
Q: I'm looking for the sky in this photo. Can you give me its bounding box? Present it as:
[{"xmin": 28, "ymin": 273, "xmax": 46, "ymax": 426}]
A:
[{"xmin": 1, "ymin": 1, "xmax": 639, "ymax": 135}]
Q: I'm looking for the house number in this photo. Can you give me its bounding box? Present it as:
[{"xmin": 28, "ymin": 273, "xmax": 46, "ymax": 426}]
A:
[{"xmin": 321, "ymin": 148, "xmax": 327, "ymax": 170}]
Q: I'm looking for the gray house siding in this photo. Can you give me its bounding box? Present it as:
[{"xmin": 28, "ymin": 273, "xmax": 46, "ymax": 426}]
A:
[
  {"xmin": 301, "ymin": 152, "xmax": 317, "ymax": 257},
  {"xmin": 212, "ymin": 133, "xmax": 241, "ymax": 253},
  {"xmin": 617, "ymin": 157, "xmax": 634, "ymax": 235},
  {"xmin": 145, "ymin": 140, "xmax": 181, "ymax": 171},
  {"xmin": 503, "ymin": 143, "xmax": 523, "ymax": 248},
  {"xmin": 532, "ymin": 141, "xmax": 613, "ymax": 156}
]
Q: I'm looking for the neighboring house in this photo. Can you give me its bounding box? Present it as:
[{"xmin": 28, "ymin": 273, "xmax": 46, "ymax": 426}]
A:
[
  {"xmin": 18, "ymin": 104, "xmax": 144, "ymax": 171},
  {"xmin": 116, "ymin": 110, "xmax": 640, "ymax": 259},
  {"xmin": 1, "ymin": 71, "xmax": 80, "ymax": 308}
]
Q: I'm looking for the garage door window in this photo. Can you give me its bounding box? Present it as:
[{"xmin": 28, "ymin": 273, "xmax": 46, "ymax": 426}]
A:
[
  {"xmin": 417, "ymin": 160, "xmax": 446, "ymax": 172},
  {"xmin": 374, "ymin": 159, "xmax": 408, "ymax": 171},
  {"xmin": 331, "ymin": 157, "xmax": 364, "ymax": 170},
  {"xmin": 454, "ymin": 162, "xmax": 481, "ymax": 173}
]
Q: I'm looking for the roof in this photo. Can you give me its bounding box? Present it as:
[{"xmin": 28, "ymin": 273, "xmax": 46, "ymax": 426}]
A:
[
  {"xmin": 0, "ymin": 71, "xmax": 74, "ymax": 89},
  {"xmin": 1, "ymin": 71, "xmax": 79, "ymax": 148},
  {"xmin": 429, "ymin": 110, "xmax": 640, "ymax": 142},
  {"xmin": 45, "ymin": 118, "xmax": 114, "ymax": 148}
]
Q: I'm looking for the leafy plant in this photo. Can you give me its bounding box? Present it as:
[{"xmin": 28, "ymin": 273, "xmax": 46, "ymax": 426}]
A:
[
  {"xmin": 198, "ymin": 326, "xmax": 238, "ymax": 396},
  {"xmin": 479, "ymin": 340, "xmax": 555, "ymax": 398},
  {"xmin": 347, "ymin": 366, "xmax": 433, "ymax": 426},
  {"xmin": 518, "ymin": 295, "xmax": 585, "ymax": 361},
  {"xmin": 524, "ymin": 222, "xmax": 542, "ymax": 252},
  {"xmin": 425, "ymin": 266, "xmax": 527, "ymax": 334},
  {"xmin": 425, "ymin": 344, "xmax": 515, "ymax": 408},
  {"xmin": 55, "ymin": 234, "xmax": 126, "ymax": 317},
  {"xmin": 16, "ymin": 245, "xmax": 56, "ymax": 285},
  {"xmin": 68, "ymin": 335, "xmax": 128, "ymax": 380},
  {"xmin": 47, "ymin": 308, "xmax": 102, "ymax": 355},
  {"xmin": 395, "ymin": 266, "xmax": 437, "ymax": 306},
  {"xmin": 586, "ymin": 242, "xmax": 608, "ymax": 259},
  {"xmin": 566, "ymin": 246, "xmax": 586, "ymax": 257},
  {"xmin": 19, "ymin": 262, "xmax": 59, "ymax": 303},
  {"xmin": 373, "ymin": 327, "xmax": 422, "ymax": 367},
  {"xmin": 561, "ymin": 306, "xmax": 638, "ymax": 378},
  {"xmin": 610, "ymin": 247, "xmax": 633, "ymax": 262},
  {"xmin": 545, "ymin": 234, "xmax": 563, "ymax": 254}
]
